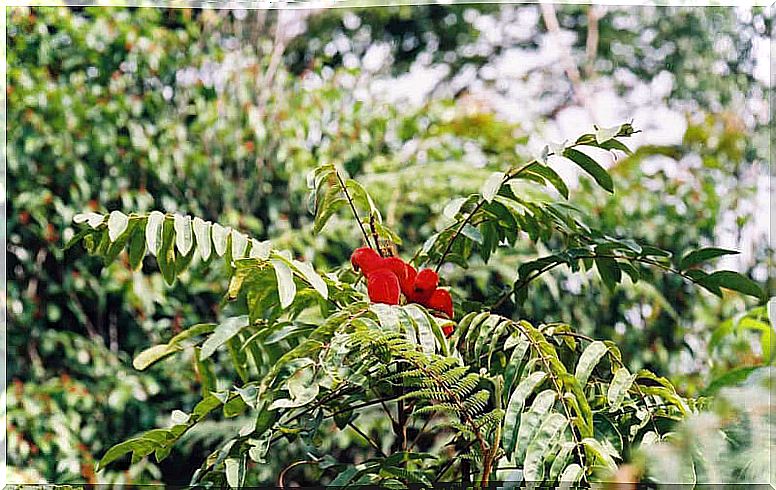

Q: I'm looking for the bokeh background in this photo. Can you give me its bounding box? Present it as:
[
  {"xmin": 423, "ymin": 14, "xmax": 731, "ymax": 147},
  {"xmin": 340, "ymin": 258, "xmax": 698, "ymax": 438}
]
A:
[{"xmin": 5, "ymin": 4, "xmax": 773, "ymax": 485}]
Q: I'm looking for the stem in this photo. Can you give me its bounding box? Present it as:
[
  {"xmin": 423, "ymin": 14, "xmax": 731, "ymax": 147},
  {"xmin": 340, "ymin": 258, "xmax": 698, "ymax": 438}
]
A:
[
  {"xmin": 278, "ymin": 460, "xmax": 318, "ymax": 489},
  {"xmin": 491, "ymin": 260, "xmax": 564, "ymax": 310},
  {"xmin": 348, "ymin": 421, "xmax": 387, "ymax": 457},
  {"xmin": 482, "ymin": 375, "xmax": 504, "ymax": 481},
  {"xmin": 407, "ymin": 411, "xmax": 436, "ymax": 452},
  {"xmin": 369, "ymin": 214, "xmax": 384, "ymax": 257},
  {"xmin": 434, "ymin": 160, "xmax": 536, "ymax": 272},
  {"xmin": 373, "ymin": 386, "xmax": 399, "ymax": 427},
  {"xmin": 433, "ymin": 439, "xmax": 478, "ymax": 482},
  {"xmin": 335, "ymin": 169, "xmax": 374, "ymax": 250},
  {"xmin": 490, "ymin": 251, "xmax": 708, "ymax": 310},
  {"xmin": 328, "ymin": 393, "xmax": 405, "ymax": 419},
  {"xmin": 512, "ymin": 321, "xmax": 589, "ymax": 485}
]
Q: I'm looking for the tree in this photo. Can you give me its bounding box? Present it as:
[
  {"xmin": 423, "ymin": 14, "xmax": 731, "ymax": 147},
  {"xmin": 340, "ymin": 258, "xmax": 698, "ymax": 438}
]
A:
[{"xmin": 69, "ymin": 123, "xmax": 764, "ymax": 486}]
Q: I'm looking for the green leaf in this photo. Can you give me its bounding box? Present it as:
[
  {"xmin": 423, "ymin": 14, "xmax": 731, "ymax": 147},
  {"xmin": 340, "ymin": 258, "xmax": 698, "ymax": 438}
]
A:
[
  {"xmin": 74, "ymin": 211, "xmax": 105, "ymax": 228},
  {"xmin": 503, "ymin": 371, "xmax": 547, "ymax": 457},
  {"xmin": 526, "ymin": 163, "xmax": 569, "ymax": 199},
  {"xmin": 404, "ymin": 304, "xmax": 436, "ymax": 355},
  {"xmin": 154, "ymin": 446, "xmax": 172, "ymax": 463},
  {"xmin": 574, "ymin": 341, "xmax": 608, "ymax": 386},
  {"xmin": 287, "ymin": 365, "xmax": 320, "ymax": 407},
  {"xmin": 595, "ymin": 125, "xmax": 620, "ymax": 144},
  {"xmin": 481, "ymin": 172, "xmax": 504, "ymax": 203},
  {"xmin": 292, "ymin": 259, "xmax": 328, "ymax": 300},
  {"xmin": 173, "ymin": 214, "xmax": 193, "ymax": 256},
  {"xmin": 127, "ymin": 224, "xmax": 147, "ymax": 270},
  {"xmin": 157, "ymin": 218, "xmax": 177, "ymax": 286},
  {"xmin": 133, "ymin": 344, "xmax": 181, "ymax": 371},
  {"xmin": 595, "ymin": 257, "xmax": 621, "ymax": 292},
  {"xmin": 346, "ymin": 178, "xmax": 380, "ymax": 217},
  {"xmin": 618, "ymin": 261, "xmax": 640, "ymax": 283},
  {"xmin": 212, "ymin": 223, "xmax": 229, "ymax": 257},
  {"xmin": 514, "ymin": 390, "xmax": 556, "ymax": 461},
  {"xmin": 702, "ymin": 366, "xmax": 763, "ymax": 396},
  {"xmin": 548, "ymin": 442, "xmax": 575, "ymax": 482},
  {"xmin": 461, "ymin": 223, "xmax": 483, "ymax": 244},
  {"xmin": 687, "ymin": 270, "xmax": 722, "ymax": 297},
  {"xmin": 607, "ymin": 367, "xmax": 635, "ymax": 410},
  {"xmin": 372, "ymin": 304, "xmax": 401, "ymax": 332},
  {"xmin": 272, "ymin": 259, "xmax": 297, "ymax": 308},
  {"xmin": 107, "ymin": 211, "xmax": 129, "ymax": 242},
  {"xmin": 581, "ymin": 437, "xmax": 618, "ymax": 472},
  {"xmin": 599, "ymin": 138, "xmax": 632, "ymax": 155},
  {"xmin": 169, "ymin": 323, "xmax": 217, "ymax": 346},
  {"xmin": 679, "ymin": 247, "xmax": 739, "ymax": 270},
  {"xmin": 192, "ymin": 217, "xmax": 212, "ymax": 261},
  {"xmin": 708, "ymin": 270, "xmax": 764, "ymax": 299},
  {"xmin": 224, "ymin": 458, "xmax": 242, "ymax": 488},
  {"xmin": 249, "ymin": 239, "xmax": 271, "ymax": 260},
  {"xmin": 503, "ymin": 335, "xmax": 530, "ymax": 395},
  {"xmin": 231, "ymin": 231, "xmax": 249, "ymax": 259},
  {"xmin": 97, "ymin": 439, "xmax": 136, "ymax": 471},
  {"xmin": 200, "ymin": 316, "xmax": 249, "ymax": 360},
  {"xmin": 329, "ymin": 465, "xmax": 360, "ymax": 487},
  {"xmin": 559, "ymin": 463, "xmax": 583, "ymax": 483},
  {"xmin": 313, "ymin": 179, "xmax": 347, "ymax": 234},
  {"xmin": 523, "ymin": 413, "xmax": 567, "ymax": 481},
  {"xmin": 145, "ymin": 211, "xmax": 165, "ymax": 256},
  {"xmin": 563, "ymin": 148, "xmax": 614, "ymax": 193},
  {"xmin": 64, "ymin": 227, "xmax": 92, "ymax": 251},
  {"xmin": 334, "ymin": 410, "xmax": 354, "ymax": 430}
]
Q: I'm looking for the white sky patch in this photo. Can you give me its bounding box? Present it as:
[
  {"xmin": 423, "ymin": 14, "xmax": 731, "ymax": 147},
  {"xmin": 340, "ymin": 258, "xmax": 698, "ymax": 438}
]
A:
[
  {"xmin": 371, "ymin": 64, "xmax": 450, "ymax": 105},
  {"xmin": 752, "ymin": 35, "xmax": 771, "ymax": 86}
]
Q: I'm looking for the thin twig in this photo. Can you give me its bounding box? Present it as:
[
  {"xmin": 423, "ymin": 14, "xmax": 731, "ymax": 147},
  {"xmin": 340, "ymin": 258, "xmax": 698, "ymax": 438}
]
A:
[
  {"xmin": 278, "ymin": 459, "xmax": 318, "ymax": 489},
  {"xmin": 348, "ymin": 421, "xmax": 387, "ymax": 457},
  {"xmin": 433, "ymin": 438, "xmax": 478, "ymax": 482},
  {"xmin": 490, "ymin": 251, "xmax": 706, "ymax": 310},
  {"xmin": 407, "ymin": 411, "xmax": 436, "ymax": 452},
  {"xmin": 434, "ymin": 160, "xmax": 536, "ymax": 272},
  {"xmin": 335, "ymin": 169, "xmax": 374, "ymax": 250}
]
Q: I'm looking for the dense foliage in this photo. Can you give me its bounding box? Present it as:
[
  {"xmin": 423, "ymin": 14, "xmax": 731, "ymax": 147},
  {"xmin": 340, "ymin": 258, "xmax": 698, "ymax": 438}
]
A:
[
  {"xmin": 64, "ymin": 122, "xmax": 765, "ymax": 486},
  {"xmin": 7, "ymin": 4, "xmax": 772, "ymax": 487}
]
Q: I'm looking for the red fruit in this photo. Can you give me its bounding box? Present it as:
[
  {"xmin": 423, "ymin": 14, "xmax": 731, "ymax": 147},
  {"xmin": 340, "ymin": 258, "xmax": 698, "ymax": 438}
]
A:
[
  {"xmin": 411, "ymin": 268, "xmax": 439, "ymax": 303},
  {"xmin": 426, "ymin": 289, "xmax": 453, "ymax": 319},
  {"xmin": 401, "ymin": 263, "xmax": 418, "ymax": 297},
  {"xmin": 442, "ymin": 324, "xmax": 455, "ymax": 338},
  {"xmin": 351, "ymin": 247, "xmax": 383, "ymax": 273},
  {"xmin": 366, "ymin": 269, "xmax": 401, "ymax": 305},
  {"xmin": 381, "ymin": 257, "xmax": 409, "ymax": 282}
]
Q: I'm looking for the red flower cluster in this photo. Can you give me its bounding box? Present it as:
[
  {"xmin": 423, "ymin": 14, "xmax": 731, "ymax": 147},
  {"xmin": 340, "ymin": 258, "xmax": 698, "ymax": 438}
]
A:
[{"xmin": 351, "ymin": 248, "xmax": 454, "ymax": 333}]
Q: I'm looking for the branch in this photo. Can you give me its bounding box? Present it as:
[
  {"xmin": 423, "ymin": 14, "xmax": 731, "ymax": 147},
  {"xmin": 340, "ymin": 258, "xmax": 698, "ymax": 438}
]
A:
[
  {"xmin": 490, "ymin": 251, "xmax": 711, "ymax": 310},
  {"xmin": 278, "ymin": 460, "xmax": 318, "ymax": 489},
  {"xmin": 585, "ymin": 5, "xmax": 601, "ymax": 78},
  {"xmin": 335, "ymin": 169, "xmax": 376, "ymax": 251},
  {"xmin": 511, "ymin": 320, "xmax": 589, "ymax": 485},
  {"xmin": 540, "ymin": 2, "xmax": 597, "ymax": 124},
  {"xmin": 434, "ymin": 160, "xmax": 536, "ymax": 272},
  {"xmin": 348, "ymin": 421, "xmax": 387, "ymax": 457}
]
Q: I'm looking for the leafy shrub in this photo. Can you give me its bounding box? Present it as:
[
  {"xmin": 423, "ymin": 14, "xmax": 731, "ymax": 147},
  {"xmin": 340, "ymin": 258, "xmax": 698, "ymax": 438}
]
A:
[{"xmin": 69, "ymin": 124, "xmax": 764, "ymax": 486}]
